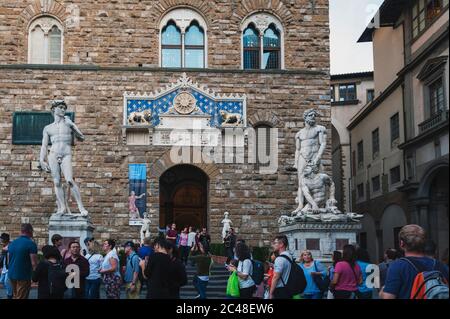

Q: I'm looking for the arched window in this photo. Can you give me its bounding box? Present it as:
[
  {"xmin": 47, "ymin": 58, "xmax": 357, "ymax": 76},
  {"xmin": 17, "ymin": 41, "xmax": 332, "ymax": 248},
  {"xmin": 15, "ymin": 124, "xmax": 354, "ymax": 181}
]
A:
[
  {"xmin": 263, "ymin": 24, "xmax": 281, "ymax": 69},
  {"xmin": 161, "ymin": 21, "xmax": 182, "ymax": 68},
  {"xmin": 185, "ymin": 22, "xmax": 205, "ymax": 68},
  {"xmin": 243, "ymin": 25, "xmax": 260, "ymax": 69},
  {"xmin": 159, "ymin": 8, "xmax": 207, "ymax": 68},
  {"xmin": 241, "ymin": 13, "xmax": 284, "ymax": 70},
  {"xmin": 28, "ymin": 16, "xmax": 63, "ymax": 64}
]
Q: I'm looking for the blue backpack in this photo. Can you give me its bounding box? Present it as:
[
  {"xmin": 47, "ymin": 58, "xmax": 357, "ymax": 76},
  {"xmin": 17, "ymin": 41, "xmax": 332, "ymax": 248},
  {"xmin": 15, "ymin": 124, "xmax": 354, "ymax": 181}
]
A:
[{"xmin": 402, "ymin": 258, "xmax": 449, "ymax": 299}]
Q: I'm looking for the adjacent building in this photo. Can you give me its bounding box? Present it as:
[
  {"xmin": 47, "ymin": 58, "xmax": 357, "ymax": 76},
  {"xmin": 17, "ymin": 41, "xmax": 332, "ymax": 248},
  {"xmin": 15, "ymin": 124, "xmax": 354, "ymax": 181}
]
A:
[
  {"xmin": 351, "ymin": 0, "xmax": 449, "ymax": 261},
  {"xmin": 331, "ymin": 72, "xmax": 374, "ymax": 212}
]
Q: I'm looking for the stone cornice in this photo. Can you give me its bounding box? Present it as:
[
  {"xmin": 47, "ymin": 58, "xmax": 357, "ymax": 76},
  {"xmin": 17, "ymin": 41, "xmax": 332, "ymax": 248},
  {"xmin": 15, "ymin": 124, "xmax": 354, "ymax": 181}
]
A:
[
  {"xmin": 0, "ymin": 64, "xmax": 328, "ymax": 76},
  {"xmin": 280, "ymin": 222, "xmax": 362, "ymax": 232}
]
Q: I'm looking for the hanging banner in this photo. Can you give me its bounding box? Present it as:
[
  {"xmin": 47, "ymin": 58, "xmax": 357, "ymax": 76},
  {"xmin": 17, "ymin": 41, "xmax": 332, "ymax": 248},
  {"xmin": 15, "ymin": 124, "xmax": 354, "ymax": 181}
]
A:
[{"xmin": 128, "ymin": 164, "xmax": 147, "ymax": 226}]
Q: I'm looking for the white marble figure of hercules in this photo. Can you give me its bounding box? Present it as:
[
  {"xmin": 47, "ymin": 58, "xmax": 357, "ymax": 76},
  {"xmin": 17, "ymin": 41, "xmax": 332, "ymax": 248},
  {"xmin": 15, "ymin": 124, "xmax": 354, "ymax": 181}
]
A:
[
  {"xmin": 293, "ymin": 109, "xmax": 327, "ymax": 215},
  {"xmin": 39, "ymin": 100, "xmax": 88, "ymax": 216}
]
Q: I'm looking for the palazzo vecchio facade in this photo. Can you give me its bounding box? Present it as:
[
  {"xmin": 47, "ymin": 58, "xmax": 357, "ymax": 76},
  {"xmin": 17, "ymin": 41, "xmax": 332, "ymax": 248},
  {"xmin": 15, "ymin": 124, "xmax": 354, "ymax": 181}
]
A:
[{"xmin": 0, "ymin": 0, "xmax": 331, "ymax": 247}]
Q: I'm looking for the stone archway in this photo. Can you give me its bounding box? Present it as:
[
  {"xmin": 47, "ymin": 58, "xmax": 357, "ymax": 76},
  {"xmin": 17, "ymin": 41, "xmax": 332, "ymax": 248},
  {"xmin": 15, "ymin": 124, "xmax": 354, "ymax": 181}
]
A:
[
  {"xmin": 422, "ymin": 165, "xmax": 449, "ymax": 258},
  {"xmin": 159, "ymin": 164, "xmax": 209, "ymax": 230}
]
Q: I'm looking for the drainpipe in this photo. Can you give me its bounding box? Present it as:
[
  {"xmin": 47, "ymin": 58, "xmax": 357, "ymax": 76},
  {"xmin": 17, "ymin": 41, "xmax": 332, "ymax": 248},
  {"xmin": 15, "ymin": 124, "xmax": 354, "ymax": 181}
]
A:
[
  {"xmin": 401, "ymin": 83, "xmax": 408, "ymax": 183},
  {"xmin": 349, "ymin": 131, "xmax": 353, "ymax": 212}
]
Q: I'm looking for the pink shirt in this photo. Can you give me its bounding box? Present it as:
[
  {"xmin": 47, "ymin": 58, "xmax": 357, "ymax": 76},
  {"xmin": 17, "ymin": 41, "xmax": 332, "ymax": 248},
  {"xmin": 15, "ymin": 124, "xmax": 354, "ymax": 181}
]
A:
[
  {"xmin": 179, "ymin": 233, "xmax": 189, "ymax": 246},
  {"xmin": 334, "ymin": 261, "xmax": 362, "ymax": 292}
]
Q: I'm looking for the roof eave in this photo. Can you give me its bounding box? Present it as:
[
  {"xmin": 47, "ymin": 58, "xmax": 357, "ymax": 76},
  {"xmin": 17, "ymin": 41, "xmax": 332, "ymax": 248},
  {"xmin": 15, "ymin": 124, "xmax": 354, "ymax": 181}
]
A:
[{"xmin": 357, "ymin": 0, "xmax": 409, "ymax": 43}]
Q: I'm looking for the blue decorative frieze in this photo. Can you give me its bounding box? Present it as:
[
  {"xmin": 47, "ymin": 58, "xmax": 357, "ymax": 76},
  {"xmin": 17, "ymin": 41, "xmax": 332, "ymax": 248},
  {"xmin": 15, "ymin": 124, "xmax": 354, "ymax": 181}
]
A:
[{"xmin": 123, "ymin": 73, "xmax": 247, "ymax": 128}]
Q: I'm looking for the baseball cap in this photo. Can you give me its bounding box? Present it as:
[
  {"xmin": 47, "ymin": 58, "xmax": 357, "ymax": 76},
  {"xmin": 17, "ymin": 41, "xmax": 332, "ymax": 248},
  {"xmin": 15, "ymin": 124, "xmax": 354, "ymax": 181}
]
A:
[{"xmin": 0, "ymin": 233, "xmax": 10, "ymax": 241}]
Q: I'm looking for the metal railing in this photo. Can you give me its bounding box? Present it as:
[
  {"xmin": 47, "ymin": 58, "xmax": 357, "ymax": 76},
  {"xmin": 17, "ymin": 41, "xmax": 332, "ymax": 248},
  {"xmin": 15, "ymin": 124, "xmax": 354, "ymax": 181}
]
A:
[{"xmin": 419, "ymin": 109, "xmax": 449, "ymax": 134}]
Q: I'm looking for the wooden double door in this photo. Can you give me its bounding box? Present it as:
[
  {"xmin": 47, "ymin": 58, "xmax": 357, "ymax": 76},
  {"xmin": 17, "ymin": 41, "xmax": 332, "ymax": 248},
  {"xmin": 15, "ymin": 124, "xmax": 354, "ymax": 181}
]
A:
[{"xmin": 159, "ymin": 165, "xmax": 208, "ymax": 230}]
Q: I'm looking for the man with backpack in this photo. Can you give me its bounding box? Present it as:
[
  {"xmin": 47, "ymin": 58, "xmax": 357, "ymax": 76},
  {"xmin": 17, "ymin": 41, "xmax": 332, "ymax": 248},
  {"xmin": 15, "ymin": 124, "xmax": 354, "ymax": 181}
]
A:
[
  {"xmin": 32, "ymin": 245, "xmax": 67, "ymax": 299},
  {"xmin": 269, "ymin": 235, "xmax": 306, "ymax": 299},
  {"xmin": 381, "ymin": 225, "xmax": 449, "ymax": 299},
  {"xmin": 123, "ymin": 241, "xmax": 143, "ymax": 299}
]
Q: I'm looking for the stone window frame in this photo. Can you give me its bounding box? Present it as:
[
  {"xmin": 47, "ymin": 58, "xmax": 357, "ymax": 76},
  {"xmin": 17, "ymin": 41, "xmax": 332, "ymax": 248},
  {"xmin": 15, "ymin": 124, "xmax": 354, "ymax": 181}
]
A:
[
  {"xmin": 372, "ymin": 128, "xmax": 380, "ymax": 160},
  {"xmin": 421, "ymin": 66, "xmax": 447, "ymax": 120},
  {"xmin": 389, "ymin": 165, "xmax": 402, "ymax": 186},
  {"xmin": 390, "ymin": 112, "xmax": 400, "ymax": 148},
  {"xmin": 357, "ymin": 140, "xmax": 364, "ymax": 170},
  {"xmin": 371, "ymin": 175, "xmax": 381, "ymax": 195},
  {"xmin": 357, "ymin": 183, "xmax": 365, "ymax": 200},
  {"xmin": 426, "ymin": 76, "xmax": 446, "ymax": 117},
  {"xmin": 158, "ymin": 8, "xmax": 208, "ymax": 68},
  {"xmin": 367, "ymin": 89, "xmax": 375, "ymax": 104},
  {"xmin": 338, "ymin": 83, "xmax": 357, "ymax": 102},
  {"xmin": 240, "ymin": 13, "xmax": 285, "ymax": 70},
  {"xmin": 27, "ymin": 15, "xmax": 64, "ymax": 64}
]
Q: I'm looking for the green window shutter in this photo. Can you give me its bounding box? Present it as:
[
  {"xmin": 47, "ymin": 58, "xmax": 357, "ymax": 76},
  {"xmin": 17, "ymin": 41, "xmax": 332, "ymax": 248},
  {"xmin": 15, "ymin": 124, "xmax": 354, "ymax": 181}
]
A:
[{"xmin": 12, "ymin": 112, "xmax": 75, "ymax": 145}]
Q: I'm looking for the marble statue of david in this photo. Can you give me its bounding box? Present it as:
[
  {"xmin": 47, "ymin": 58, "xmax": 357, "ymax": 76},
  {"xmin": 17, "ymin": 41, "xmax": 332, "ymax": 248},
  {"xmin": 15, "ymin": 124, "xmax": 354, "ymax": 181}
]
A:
[{"xmin": 39, "ymin": 100, "xmax": 88, "ymax": 217}]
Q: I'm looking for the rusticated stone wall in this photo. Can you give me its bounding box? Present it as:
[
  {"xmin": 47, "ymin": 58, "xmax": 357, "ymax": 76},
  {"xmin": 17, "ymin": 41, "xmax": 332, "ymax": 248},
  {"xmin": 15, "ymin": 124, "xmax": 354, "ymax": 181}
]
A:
[{"xmin": 0, "ymin": 0, "xmax": 330, "ymax": 248}]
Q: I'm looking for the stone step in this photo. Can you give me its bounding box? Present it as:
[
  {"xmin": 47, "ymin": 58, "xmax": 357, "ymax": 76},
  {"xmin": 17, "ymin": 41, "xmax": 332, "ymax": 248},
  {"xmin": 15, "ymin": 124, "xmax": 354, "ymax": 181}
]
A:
[
  {"xmin": 185, "ymin": 275, "xmax": 229, "ymax": 280},
  {"xmin": 0, "ymin": 286, "xmax": 228, "ymax": 300}
]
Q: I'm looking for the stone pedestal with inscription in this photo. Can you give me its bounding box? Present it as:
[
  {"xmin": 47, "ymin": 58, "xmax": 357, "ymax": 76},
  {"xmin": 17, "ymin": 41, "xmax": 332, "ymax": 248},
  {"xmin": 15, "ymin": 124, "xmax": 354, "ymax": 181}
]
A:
[
  {"xmin": 48, "ymin": 214, "xmax": 95, "ymax": 254},
  {"xmin": 279, "ymin": 221, "xmax": 362, "ymax": 262}
]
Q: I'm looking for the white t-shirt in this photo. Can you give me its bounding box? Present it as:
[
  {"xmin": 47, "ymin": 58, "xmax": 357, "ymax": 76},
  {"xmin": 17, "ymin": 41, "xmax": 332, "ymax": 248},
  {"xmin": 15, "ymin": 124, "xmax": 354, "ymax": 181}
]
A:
[
  {"xmin": 237, "ymin": 259, "xmax": 255, "ymax": 289},
  {"xmin": 85, "ymin": 253, "xmax": 104, "ymax": 280},
  {"xmin": 188, "ymin": 232, "xmax": 197, "ymax": 247},
  {"xmin": 101, "ymin": 249, "xmax": 121, "ymax": 277}
]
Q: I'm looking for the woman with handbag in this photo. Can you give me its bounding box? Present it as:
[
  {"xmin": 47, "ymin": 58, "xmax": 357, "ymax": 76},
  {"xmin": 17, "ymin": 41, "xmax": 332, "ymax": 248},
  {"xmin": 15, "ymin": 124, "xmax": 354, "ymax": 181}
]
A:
[
  {"xmin": 99, "ymin": 239, "xmax": 122, "ymax": 299},
  {"xmin": 327, "ymin": 250, "xmax": 342, "ymax": 299},
  {"xmin": 299, "ymin": 250, "xmax": 328, "ymax": 299},
  {"xmin": 330, "ymin": 245, "xmax": 363, "ymax": 299}
]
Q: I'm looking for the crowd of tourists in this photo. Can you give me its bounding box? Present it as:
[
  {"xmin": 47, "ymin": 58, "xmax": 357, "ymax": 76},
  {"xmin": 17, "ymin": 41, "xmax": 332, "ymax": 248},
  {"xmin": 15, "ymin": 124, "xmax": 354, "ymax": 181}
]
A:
[{"xmin": 0, "ymin": 223, "xmax": 448, "ymax": 300}]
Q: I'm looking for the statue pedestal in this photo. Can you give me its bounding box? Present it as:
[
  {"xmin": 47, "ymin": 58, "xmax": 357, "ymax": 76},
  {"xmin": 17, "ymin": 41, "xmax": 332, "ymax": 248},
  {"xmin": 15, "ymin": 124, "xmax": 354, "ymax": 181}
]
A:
[
  {"xmin": 279, "ymin": 221, "xmax": 362, "ymax": 263},
  {"xmin": 48, "ymin": 214, "xmax": 95, "ymax": 254}
]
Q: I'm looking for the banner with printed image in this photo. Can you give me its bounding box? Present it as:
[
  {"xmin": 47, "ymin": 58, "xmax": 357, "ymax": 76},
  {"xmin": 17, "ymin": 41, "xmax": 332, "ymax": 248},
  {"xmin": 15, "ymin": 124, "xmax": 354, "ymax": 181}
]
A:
[{"xmin": 128, "ymin": 164, "xmax": 147, "ymax": 225}]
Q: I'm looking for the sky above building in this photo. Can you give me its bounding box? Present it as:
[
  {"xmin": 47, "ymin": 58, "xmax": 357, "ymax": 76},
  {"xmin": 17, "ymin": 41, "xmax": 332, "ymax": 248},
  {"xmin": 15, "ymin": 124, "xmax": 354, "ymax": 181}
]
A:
[{"xmin": 330, "ymin": 0, "xmax": 384, "ymax": 75}]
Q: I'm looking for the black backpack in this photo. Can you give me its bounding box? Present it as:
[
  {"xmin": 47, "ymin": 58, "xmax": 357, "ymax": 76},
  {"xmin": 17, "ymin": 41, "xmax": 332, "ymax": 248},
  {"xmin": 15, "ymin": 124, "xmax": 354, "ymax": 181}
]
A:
[
  {"xmin": 252, "ymin": 260, "xmax": 265, "ymax": 285},
  {"xmin": 47, "ymin": 261, "xmax": 67, "ymax": 297},
  {"xmin": 278, "ymin": 255, "xmax": 307, "ymax": 297}
]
